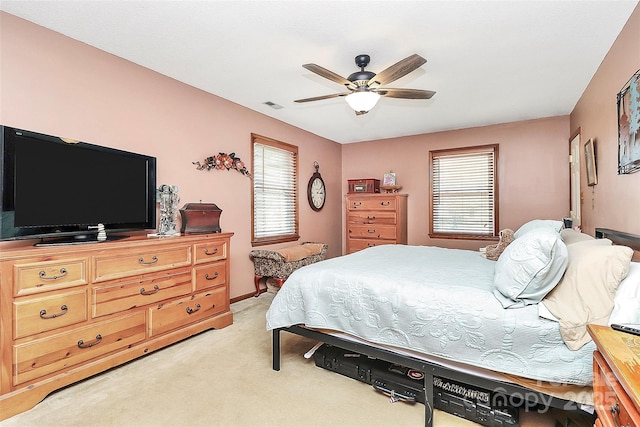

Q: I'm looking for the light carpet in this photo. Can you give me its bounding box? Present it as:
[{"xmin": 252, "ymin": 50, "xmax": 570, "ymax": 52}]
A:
[{"xmin": 1, "ymin": 293, "xmax": 591, "ymax": 426}]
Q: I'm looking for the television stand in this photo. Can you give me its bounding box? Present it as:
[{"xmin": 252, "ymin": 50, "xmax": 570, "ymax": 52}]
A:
[{"xmin": 0, "ymin": 232, "xmax": 234, "ymax": 420}]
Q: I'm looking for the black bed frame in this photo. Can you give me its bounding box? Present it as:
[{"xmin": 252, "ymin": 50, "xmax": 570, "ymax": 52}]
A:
[
  {"xmin": 271, "ymin": 228, "xmax": 640, "ymax": 427},
  {"xmin": 272, "ymin": 326, "xmax": 583, "ymax": 427}
]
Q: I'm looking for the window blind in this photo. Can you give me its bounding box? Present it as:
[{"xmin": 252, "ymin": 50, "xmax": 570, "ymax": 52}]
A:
[
  {"xmin": 430, "ymin": 145, "xmax": 498, "ymax": 237},
  {"xmin": 252, "ymin": 136, "xmax": 298, "ymax": 244}
]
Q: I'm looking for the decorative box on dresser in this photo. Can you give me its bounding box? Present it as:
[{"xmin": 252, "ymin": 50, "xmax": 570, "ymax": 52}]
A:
[
  {"xmin": 346, "ymin": 193, "xmax": 408, "ymax": 254},
  {"xmin": 587, "ymin": 324, "xmax": 640, "ymax": 427},
  {"xmin": 0, "ymin": 232, "xmax": 233, "ymax": 420}
]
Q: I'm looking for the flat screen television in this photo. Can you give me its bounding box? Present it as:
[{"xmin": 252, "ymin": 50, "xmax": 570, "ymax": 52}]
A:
[{"xmin": 1, "ymin": 125, "xmax": 157, "ymax": 245}]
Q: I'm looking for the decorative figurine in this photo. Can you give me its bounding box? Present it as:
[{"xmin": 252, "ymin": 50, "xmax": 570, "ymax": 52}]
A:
[{"xmin": 157, "ymin": 184, "xmax": 180, "ymax": 236}]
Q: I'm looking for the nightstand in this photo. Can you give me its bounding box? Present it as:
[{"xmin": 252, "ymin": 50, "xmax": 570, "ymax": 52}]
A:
[{"xmin": 587, "ymin": 324, "xmax": 640, "ymax": 427}]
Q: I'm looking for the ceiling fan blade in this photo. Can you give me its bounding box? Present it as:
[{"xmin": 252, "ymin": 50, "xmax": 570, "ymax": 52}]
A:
[
  {"xmin": 302, "ymin": 64, "xmax": 357, "ymax": 89},
  {"xmin": 294, "ymin": 92, "xmax": 350, "ymax": 103},
  {"xmin": 367, "ymin": 54, "xmax": 427, "ymax": 88},
  {"xmin": 376, "ymin": 88, "xmax": 436, "ymax": 99}
]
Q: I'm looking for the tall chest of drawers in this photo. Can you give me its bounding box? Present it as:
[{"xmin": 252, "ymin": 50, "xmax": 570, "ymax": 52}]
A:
[
  {"xmin": 346, "ymin": 193, "xmax": 408, "ymax": 254},
  {"xmin": 0, "ymin": 233, "xmax": 233, "ymax": 420}
]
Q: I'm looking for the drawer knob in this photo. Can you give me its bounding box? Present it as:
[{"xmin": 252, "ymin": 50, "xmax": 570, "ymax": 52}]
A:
[
  {"xmin": 186, "ymin": 303, "xmax": 201, "ymax": 315},
  {"xmin": 138, "ymin": 256, "xmax": 158, "ymax": 265},
  {"xmin": 140, "ymin": 285, "xmax": 160, "ymax": 295},
  {"xmin": 204, "ymin": 248, "xmax": 219, "ymax": 255},
  {"xmin": 39, "ymin": 305, "xmax": 68, "ymax": 319},
  {"xmin": 205, "ymin": 272, "xmax": 219, "ymax": 280},
  {"xmin": 77, "ymin": 334, "xmax": 102, "ymax": 349},
  {"xmin": 39, "ymin": 268, "xmax": 68, "ymax": 281}
]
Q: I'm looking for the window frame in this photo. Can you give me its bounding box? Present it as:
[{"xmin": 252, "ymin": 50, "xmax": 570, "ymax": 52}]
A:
[
  {"xmin": 429, "ymin": 144, "xmax": 499, "ymax": 240},
  {"xmin": 251, "ymin": 133, "xmax": 299, "ymax": 246}
]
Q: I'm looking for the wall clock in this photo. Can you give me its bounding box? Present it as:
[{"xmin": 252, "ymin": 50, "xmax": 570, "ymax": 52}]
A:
[{"xmin": 307, "ymin": 161, "xmax": 326, "ymax": 211}]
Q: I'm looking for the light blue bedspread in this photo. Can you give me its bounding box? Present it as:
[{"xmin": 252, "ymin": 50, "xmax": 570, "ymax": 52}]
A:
[{"xmin": 266, "ymin": 245, "xmax": 594, "ymax": 385}]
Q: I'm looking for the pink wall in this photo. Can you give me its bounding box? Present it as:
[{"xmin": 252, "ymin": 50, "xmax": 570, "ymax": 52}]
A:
[
  {"xmin": 341, "ymin": 116, "xmax": 571, "ymax": 251},
  {"xmin": 0, "ymin": 12, "xmax": 343, "ymax": 299},
  {"xmin": 570, "ymin": 3, "xmax": 640, "ymax": 237}
]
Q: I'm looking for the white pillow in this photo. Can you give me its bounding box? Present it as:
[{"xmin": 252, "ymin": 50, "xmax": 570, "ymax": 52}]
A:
[
  {"xmin": 538, "ymin": 301, "xmax": 559, "ymax": 322},
  {"xmin": 514, "ymin": 219, "xmax": 563, "ymax": 239},
  {"xmin": 609, "ymin": 261, "xmax": 640, "ymax": 326},
  {"xmin": 493, "ymin": 228, "xmax": 568, "ymax": 308}
]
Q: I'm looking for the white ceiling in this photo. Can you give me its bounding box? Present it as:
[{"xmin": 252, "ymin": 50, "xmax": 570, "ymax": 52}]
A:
[{"xmin": 1, "ymin": 1, "xmax": 638, "ymax": 144}]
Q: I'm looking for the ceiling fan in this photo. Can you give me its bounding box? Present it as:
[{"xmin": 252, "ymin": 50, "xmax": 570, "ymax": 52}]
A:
[{"xmin": 294, "ymin": 54, "xmax": 435, "ymax": 115}]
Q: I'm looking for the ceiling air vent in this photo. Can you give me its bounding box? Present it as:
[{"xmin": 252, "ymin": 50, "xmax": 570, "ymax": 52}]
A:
[{"xmin": 263, "ymin": 101, "xmax": 283, "ymax": 110}]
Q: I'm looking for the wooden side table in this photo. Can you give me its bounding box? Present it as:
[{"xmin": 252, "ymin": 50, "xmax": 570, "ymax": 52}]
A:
[{"xmin": 587, "ymin": 324, "xmax": 640, "ymax": 427}]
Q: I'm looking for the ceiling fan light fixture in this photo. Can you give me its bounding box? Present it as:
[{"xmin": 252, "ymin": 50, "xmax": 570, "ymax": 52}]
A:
[{"xmin": 345, "ymin": 91, "xmax": 380, "ymax": 113}]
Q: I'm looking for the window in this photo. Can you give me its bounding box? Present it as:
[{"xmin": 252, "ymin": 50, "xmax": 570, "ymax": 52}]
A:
[
  {"xmin": 252, "ymin": 134, "xmax": 299, "ymax": 245},
  {"xmin": 429, "ymin": 144, "xmax": 499, "ymax": 238}
]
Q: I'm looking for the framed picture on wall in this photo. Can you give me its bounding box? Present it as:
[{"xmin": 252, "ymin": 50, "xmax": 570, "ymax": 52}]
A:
[
  {"xmin": 617, "ymin": 69, "xmax": 640, "ymax": 174},
  {"xmin": 585, "ymin": 138, "xmax": 598, "ymax": 186}
]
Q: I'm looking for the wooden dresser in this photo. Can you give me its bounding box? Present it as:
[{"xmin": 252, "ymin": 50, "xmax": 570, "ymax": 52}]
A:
[
  {"xmin": 587, "ymin": 324, "xmax": 640, "ymax": 427},
  {"xmin": 0, "ymin": 233, "xmax": 233, "ymax": 420},
  {"xmin": 346, "ymin": 193, "xmax": 408, "ymax": 254}
]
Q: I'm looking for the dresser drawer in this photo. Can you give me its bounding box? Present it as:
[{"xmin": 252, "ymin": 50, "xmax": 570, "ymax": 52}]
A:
[
  {"xmin": 13, "ymin": 258, "xmax": 88, "ymax": 296},
  {"xmin": 92, "ymin": 270, "xmax": 193, "ymax": 318},
  {"xmin": 348, "ymin": 224, "xmax": 397, "ymax": 240},
  {"xmin": 348, "ymin": 197, "xmax": 397, "ymax": 211},
  {"xmin": 14, "ymin": 312, "xmax": 146, "ymax": 385},
  {"xmin": 347, "ymin": 211, "xmax": 397, "ymax": 225},
  {"xmin": 93, "ymin": 245, "xmax": 192, "ymax": 283},
  {"xmin": 347, "ymin": 239, "xmax": 394, "ymax": 253},
  {"xmin": 193, "ymin": 261, "xmax": 226, "ymax": 291},
  {"xmin": 193, "ymin": 241, "xmax": 228, "ymax": 264},
  {"xmin": 14, "ymin": 289, "xmax": 87, "ymax": 339},
  {"xmin": 149, "ymin": 288, "xmax": 228, "ymax": 337},
  {"xmin": 593, "ymin": 351, "xmax": 639, "ymax": 427}
]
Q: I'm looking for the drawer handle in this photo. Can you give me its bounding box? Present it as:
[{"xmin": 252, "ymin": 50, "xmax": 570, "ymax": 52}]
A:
[
  {"xmin": 77, "ymin": 334, "xmax": 102, "ymax": 349},
  {"xmin": 40, "ymin": 305, "xmax": 68, "ymax": 319},
  {"xmin": 367, "ymin": 216, "xmax": 376, "ymax": 220},
  {"xmin": 204, "ymin": 248, "xmax": 219, "ymax": 255},
  {"xmin": 140, "ymin": 285, "xmax": 160, "ymax": 295},
  {"xmin": 205, "ymin": 272, "xmax": 219, "ymax": 280},
  {"xmin": 186, "ymin": 304, "xmax": 201, "ymax": 315},
  {"xmin": 39, "ymin": 268, "xmax": 68, "ymax": 281},
  {"xmin": 610, "ymin": 404, "xmax": 628, "ymax": 427},
  {"xmin": 380, "ymin": 201, "xmax": 390, "ymax": 206},
  {"xmin": 367, "ymin": 229, "xmax": 376, "ymax": 233},
  {"xmin": 138, "ymin": 256, "xmax": 158, "ymax": 265},
  {"xmin": 353, "ymin": 202, "xmax": 362, "ymax": 207}
]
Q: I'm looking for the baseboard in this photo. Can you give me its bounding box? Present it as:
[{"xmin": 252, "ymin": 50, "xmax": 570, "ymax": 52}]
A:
[{"xmin": 230, "ymin": 291, "xmax": 258, "ymax": 304}]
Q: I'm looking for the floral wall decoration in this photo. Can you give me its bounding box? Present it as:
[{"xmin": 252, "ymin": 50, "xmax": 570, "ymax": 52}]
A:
[{"xmin": 193, "ymin": 152, "xmax": 252, "ymax": 177}]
